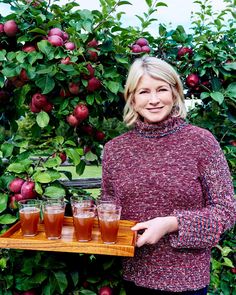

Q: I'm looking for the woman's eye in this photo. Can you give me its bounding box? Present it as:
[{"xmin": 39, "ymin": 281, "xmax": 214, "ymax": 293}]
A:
[
  {"xmin": 139, "ymin": 90, "xmax": 147, "ymax": 94},
  {"xmin": 159, "ymin": 88, "xmax": 167, "ymax": 92}
]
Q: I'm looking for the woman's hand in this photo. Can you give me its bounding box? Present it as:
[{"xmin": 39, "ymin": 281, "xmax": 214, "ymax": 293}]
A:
[{"xmin": 131, "ymin": 216, "xmax": 178, "ymax": 247}]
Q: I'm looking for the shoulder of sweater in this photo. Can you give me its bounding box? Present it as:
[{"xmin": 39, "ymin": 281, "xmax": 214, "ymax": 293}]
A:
[
  {"xmin": 104, "ymin": 130, "xmax": 134, "ymax": 149},
  {"xmin": 185, "ymin": 123, "xmax": 221, "ymax": 149}
]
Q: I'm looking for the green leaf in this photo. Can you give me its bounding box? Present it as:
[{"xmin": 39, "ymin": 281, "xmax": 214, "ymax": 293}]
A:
[
  {"xmin": 33, "ymin": 172, "xmax": 52, "ymax": 183},
  {"xmin": 44, "ymin": 186, "xmax": 66, "ymax": 198},
  {"xmin": 85, "ymin": 151, "xmax": 98, "ymax": 162},
  {"xmin": 0, "ymin": 214, "xmax": 18, "ymax": 224},
  {"xmin": 0, "ymin": 49, "xmax": 6, "ymax": 61},
  {"xmin": 0, "ymin": 257, "xmax": 7, "ymax": 269},
  {"xmin": 145, "ymin": 0, "xmax": 152, "ymax": 7},
  {"xmin": 222, "ymin": 257, "xmax": 234, "ymax": 267},
  {"xmin": 223, "ymin": 62, "xmax": 236, "ymax": 71},
  {"xmin": 35, "ymin": 182, "xmax": 43, "ymax": 195},
  {"xmin": 16, "ymin": 51, "xmax": 26, "ymax": 63},
  {"xmin": 210, "ymin": 92, "xmax": 224, "ymax": 104},
  {"xmin": 0, "ymin": 193, "xmax": 8, "ymax": 213},
  {"xmin": 36, "ymin": 111, "xmax": 50, "ymax": 128},
  {"xmin": 1, "ymin": 142, "xmax": 14, "ymax": 158},
  {"xmin": 226, "ymin": 82, "xmax": 236, "ymax": 98},
  {"xmin": 156, "ymin": 2, "xmax": 168, "ymax": 7},
  {"xmin": 37, "ymin": 40, "xmax": 55, "ymax": 59},
  {"xmin": 86, "ymin": 93, "xmax": 95, "ymax": 105},
  {"xmin": 54, "ymin": 135, "xmax": 64, "ymax": 145},
  {"xmin": 66, "ymin": 148, "xmax": 81, "ymax": 165},
  {"xmin": 44, "ymin": 157, "xmax": 61, "ymax": 168},
  {"xmin": 200, "ymin": 92, "xmax": 210, "ymax": 100},
  {"xmin": 35, "ymin": 75, "xmax": 55, "ymax": 94},
  {"xmin": 52, "ymin": 271, "xmax": 68, "ymax": 293},
  {"xmin": 7, "ymin": 162, "xmax": 30, "ymax": 174},
  {"xmin": 75, "ymin": 161, "xmax": 86, "ymax": 176},
  {"xmin": 80, "ymin": 290, "xmax": 97, "ymax": 295},
  {"xmin": 106, "ymin": 81, "xmax": 120, "ymax": 94}
]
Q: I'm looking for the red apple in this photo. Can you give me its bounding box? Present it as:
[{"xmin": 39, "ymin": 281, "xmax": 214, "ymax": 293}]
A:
[
  {"xmin": 87, "ymin": 38, "xmax": 98, "ymax": 48},
  {"xmin": 48, "ymin": 35, "xmax": 64, "ymax": 47},
  {"xmin": 98, "ymin": 286, "xmax": 113, "ymax": 295},
  {"xmin": 186, "ymin": 73, "xmax": 200, "ymax": 88},
  {"xmin": 73, "ymin": 104, "xmax": 89, "ymax": 121},
  {"xmin": 9, "ymin": 178, "xmax": 25, "ymax": 193},
  {"xmin": 0, "ymin": 24, "xmax": 4, "ymax": 33},
  {"xmin": 69, "ymin": 82, "xmax": 80, "ymax": 95},
  {"xmin": 141, "ymin": 45, "xmax": 151, "ymax": 53},
  {"xmin": 42, "ymin": 102, "xmax": 53, "ymax": 113},
  {"xmin": 132, "ymin": 44, "xmax": 142, "ymax": 53},
  {"xmin": 60, "ymin": 57, "xmax": 71, "ymax": 64},
  {"xmin": 59, "ymin": 88, "xmax": 70, "ymax": 97},
  {"xmin": 87, "ymin": 77, "xmax": 101, "ymax": 92},
  {"xmin": 66, "ymin": 114, "xmax": 79, "ymax": 127},
  {"xmin": 62, "ymin": 32, "xmax": 69, "ymax": 41},
  {"xmin": 4, "ymin": 20, "xmax": 18, "ymax": 37},
  {"xmin": 82, "ymin": 64, "xmax": 95, "ymax": 80},
  {"xmin": 22, "ymin": 43, "xmax": 36, "ymax": 52},
  {"xmin": 64, "ymin": 42, "xmax": 76, "ymax": 50},
  {"xmin": 231, "ymin": 267, "xmax": 236, "ymax": 274},
  {"xmin": 22, "ymin": 290, "xmax": 38, "ymax": 295},
  {"xmin": 95, "ymin": 130, "xmax": 105, "ymax": 141},
  {"xmin": 29, "ymin": 102, "xmax": 41, "ymax": 113},
  {"xmin": 229, "ymin": 140, "xmax": 236, "ymax": 147},
  {"xmin": 21, "ymin": 181, "xmax": 37, "ymax": 199},
  {"xmin": 136, "ymin": 37, "xmax": 149, "ymax": 47},
  {"xmin": 87, "ymin": 50, "xmax": 98, "ymax": 62},
  {"xmin": 81, "ymin": 125, "xmax": 94, "ymax": 136},
  {"xmin": 48, "ymin": 28, "xmax": 64, "ymax": 38},
  {"xmin": 177, "ymin": 47, "xmax": 193, "ymax": 59},
  {"xmin": 32, "ymin": 93, "xmax": 47, "ymax": 108},
  {"xmin": 20, "ymin": 69, "xmax": 29, "ymax": 82}
]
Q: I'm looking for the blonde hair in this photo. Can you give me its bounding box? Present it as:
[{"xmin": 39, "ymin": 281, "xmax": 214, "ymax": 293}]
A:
[{"xmin": 123, "ymin": 56, "xmax": 187, "ymax": 126}]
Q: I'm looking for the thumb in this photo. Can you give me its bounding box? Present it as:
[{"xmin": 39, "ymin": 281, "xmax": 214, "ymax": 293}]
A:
[{"xmin": 131, "ymin": 222, "xmax": 147, "ymax": 231}]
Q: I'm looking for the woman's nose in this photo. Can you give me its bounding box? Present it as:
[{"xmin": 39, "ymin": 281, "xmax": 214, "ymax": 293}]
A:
[{"xmin": 149, "ymin": 92, "xmax": 160, "ymax": 103}]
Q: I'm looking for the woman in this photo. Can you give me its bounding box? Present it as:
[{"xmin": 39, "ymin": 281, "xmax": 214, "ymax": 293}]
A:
[{"xmin": 101, "ymin": 56, "xmax": 236, "ymax": 294}]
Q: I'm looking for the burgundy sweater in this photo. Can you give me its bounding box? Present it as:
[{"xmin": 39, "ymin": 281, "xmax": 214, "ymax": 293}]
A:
[{"xmin": 101, "ymin": 116, "xmax": 236, "ymax": 292}]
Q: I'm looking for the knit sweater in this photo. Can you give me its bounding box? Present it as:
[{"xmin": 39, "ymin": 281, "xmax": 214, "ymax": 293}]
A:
[{"xmin": 101, "ymin": 116, "xmax": 236, "ymax": 292}]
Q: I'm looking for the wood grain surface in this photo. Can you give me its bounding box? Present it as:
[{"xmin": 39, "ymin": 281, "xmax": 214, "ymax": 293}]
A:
[{"xmin": 0, "ymin": 217, "xmax": 136, "ymax": 257}]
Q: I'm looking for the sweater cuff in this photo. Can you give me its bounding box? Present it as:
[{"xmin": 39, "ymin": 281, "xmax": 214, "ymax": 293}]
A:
[{"xmin": 169, "ymin": 210, "xmax": 223, "ymax": 249}]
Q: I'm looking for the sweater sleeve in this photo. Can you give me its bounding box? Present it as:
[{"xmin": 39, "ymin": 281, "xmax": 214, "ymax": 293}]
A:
[
  {"xmin": 170, "ymin": 135, "xmax": 236, "ymax": 249},
  {"xmin": 101, "ymin": 143, "xmax": 119, "ymax": 204}
]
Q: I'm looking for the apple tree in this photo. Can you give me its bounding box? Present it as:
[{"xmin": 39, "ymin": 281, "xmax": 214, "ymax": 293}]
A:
[{"xmin": 0, "ymin": 0, "xmax": 235, "ymax": 294}]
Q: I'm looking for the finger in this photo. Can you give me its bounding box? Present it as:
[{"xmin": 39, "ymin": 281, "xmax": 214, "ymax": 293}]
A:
[
  {"xmin": 136, "ymin": 234, "xmax": 147, "ymax": 247},
  {"xmin": 131, "ymin": 222, "xmax": 147, "ymax": 231}
]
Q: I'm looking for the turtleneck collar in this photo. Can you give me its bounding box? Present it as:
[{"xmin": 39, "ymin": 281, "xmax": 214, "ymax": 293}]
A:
[{"xmin": 134, "ymin": 116, "xmax": 188, "ymax": 138}]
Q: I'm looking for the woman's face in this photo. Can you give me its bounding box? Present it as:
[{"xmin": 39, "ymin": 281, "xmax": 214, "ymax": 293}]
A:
[{"xmin": 133, "ymin": 74, "xmax": 174, "ymax": 123}]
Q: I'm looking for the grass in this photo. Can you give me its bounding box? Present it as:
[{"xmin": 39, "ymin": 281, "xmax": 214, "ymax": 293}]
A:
[
  {"xmin": 58, "ymin": 165, "xmax": 102, "ymax": 198},
  {"xmin": 58, "ymin": 164, "xmax": 102, "ymax": 179}
]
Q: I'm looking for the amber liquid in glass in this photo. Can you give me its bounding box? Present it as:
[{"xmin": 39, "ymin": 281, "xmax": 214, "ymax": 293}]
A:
[
  {"xmin": 20, "ymin": 207, "xmax": 40, "ymax": 236},
  {"xmin": 73, "ymin": 212, "xmax": 95, "ymax": 242},
  {"xmin": 43, "ymin": 206, "xmax": 64, "ymax": 239},
  {"xmin": 99, "ymin": 219, "xmax": 119, "ymax": 244}
]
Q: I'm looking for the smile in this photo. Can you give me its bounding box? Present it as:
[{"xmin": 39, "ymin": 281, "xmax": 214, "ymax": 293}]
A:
[{"xmin": 146, "ymin": 107, "xmax": 164, "ymax": 112}]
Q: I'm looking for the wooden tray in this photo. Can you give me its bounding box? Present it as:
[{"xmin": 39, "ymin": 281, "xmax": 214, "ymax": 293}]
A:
[{"xmin": 0, "ymin": 217, "xmax": 136, "ymax": 257}]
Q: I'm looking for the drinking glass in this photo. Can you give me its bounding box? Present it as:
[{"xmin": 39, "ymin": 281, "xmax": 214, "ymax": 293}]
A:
[
  {"xmin": 18, "ymin": 199, "xmax": 41, "ymax": 237},
  {"xmin": 42, "ymin": 200, "xmax": 65, "ymax": 240},
  {"xmin": 72, "ymin": 203, "xmax": 96, "ymax": 242},
  {"xmin": 97, "ymin": 204, "xmax": 122, "ymax": 244}
]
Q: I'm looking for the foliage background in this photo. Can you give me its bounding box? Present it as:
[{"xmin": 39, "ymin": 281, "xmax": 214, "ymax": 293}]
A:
[{"xmin": 0, "ymin": 0, "xmax": 235, "ymax": 294}]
